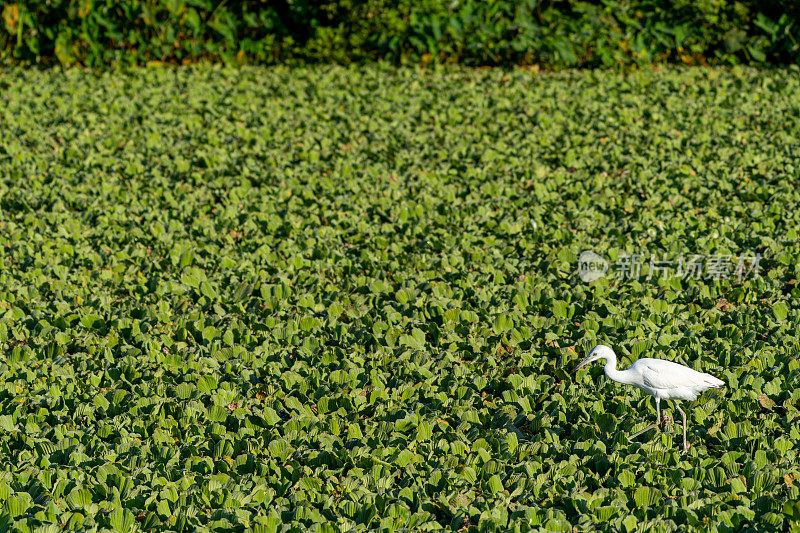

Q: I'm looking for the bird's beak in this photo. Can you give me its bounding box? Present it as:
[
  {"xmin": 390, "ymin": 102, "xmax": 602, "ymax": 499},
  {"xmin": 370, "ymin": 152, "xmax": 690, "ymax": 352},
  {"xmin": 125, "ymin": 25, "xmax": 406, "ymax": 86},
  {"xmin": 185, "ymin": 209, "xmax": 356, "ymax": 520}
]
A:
[{"xmin": 571, "ymin": 351, "xmax": 597, "ymax": 374}]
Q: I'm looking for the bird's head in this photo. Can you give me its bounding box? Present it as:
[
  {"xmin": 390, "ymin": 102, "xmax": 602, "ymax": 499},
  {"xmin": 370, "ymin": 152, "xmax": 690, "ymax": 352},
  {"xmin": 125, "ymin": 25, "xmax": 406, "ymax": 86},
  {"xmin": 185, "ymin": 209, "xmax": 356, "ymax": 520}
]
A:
[{"xmin": 570, "ymin": 344, "xmax": 615, "ymax": 374}]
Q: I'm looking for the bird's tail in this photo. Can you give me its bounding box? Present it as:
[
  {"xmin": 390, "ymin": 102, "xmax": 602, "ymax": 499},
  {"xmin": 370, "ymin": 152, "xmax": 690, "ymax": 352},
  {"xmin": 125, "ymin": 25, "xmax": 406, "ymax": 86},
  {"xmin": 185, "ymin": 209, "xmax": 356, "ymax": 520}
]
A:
[{"xmin": 703, "ymin": 374, "xmax": 725, "ymax": 388}]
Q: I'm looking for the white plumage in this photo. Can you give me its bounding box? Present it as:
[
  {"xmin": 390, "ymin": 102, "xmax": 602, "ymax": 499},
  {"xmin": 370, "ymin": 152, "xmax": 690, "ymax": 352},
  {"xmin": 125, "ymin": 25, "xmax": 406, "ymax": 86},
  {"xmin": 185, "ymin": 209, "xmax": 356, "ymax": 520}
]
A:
[{"xmin": 571, "ymin": 344, "xmax": 725, "ymax": 451}]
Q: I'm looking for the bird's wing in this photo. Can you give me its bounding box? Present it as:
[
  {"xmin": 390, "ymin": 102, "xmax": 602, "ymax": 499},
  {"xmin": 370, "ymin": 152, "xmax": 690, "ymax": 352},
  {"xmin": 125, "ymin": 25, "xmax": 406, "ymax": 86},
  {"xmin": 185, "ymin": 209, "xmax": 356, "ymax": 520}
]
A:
[{"xmin": 634, "ymin": 358, "xmax": 709, "ymax": 390}]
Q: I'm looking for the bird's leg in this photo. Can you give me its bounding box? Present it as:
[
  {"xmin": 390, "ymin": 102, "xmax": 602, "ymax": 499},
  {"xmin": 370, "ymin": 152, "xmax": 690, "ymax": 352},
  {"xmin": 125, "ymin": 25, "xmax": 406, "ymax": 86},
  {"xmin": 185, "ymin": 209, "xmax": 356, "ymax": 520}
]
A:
[
  {"xmin": 675, "ymin": 402, "xmax": 689, "ymax": 452},
  {"xmin": 628, "ymin": 398, "xmax": 660, "ymax": 441},
  {"xmin": 656, "ymin": 398, "xmax": 661, "ymax": 428}
]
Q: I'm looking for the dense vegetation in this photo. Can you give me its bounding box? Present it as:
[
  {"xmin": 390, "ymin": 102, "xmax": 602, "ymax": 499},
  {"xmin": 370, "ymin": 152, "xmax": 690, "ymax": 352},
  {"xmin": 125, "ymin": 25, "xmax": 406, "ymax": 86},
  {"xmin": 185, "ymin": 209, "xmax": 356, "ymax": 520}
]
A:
[
  {"xmin": 0, "ymin": 65, "xmax": 799, "ymax": 531},
  {"xmin": 1, "ymin": 0, "xmax": 800, "ymax": 68}
]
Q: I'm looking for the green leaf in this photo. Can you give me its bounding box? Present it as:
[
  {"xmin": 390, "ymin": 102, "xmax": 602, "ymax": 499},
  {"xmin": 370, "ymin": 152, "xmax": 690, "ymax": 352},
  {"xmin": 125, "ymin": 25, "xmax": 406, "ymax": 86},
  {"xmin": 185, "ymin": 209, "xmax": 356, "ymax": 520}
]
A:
[
  {"xmin": 197, "ymin": 375, "xmax": 218, "ymax": 393},
  {"xmin": 395, "ymin": 449, "xmax": 416, "ymax": 467},
  {"xmin": 0, "ymin": 415, "xmax": 15, "ymax": 431},
  {"xmin": 552, "ymin": 300, "xmax": 568, "ymax": 319},
  {"xmin": 262, "ymin": 407, "xmax": 281, "ymax": 426},
  {"xmin": 109, "ymin": 507, "xmax": 135, "ymax": 533},
  {"xmin": 66, "ymin": 487, "xmax": 92, "ymax": 508},
  {"xmin": 493, "ymin": 314, "xmax": 513, "ymax": 333},
  {"xmin": 622, "ymin": 515, "xmax": 638, "ymax": 532},
  {"xmin": 487, "ymin": 474, "xmax": 504, "ymax": 494},
  {"xmin": 5, "ymin": 493, "xmax": 31, "ymax": 518},
  {"xmin": 179, "ymin": 249, "xmax": 194, "ymax": 268},
  {"xmin": 633, "ymin": 486, "xmax": 661, "ymax": 508},
  {"xmin": 461, "ymin": 466, "xmax": 477, "ymax": 483},
  {"xmin": 416, "ymin": 420, "xmax": 433, "ymax": 441},
  {"xmin": 773, "ymin": 302, "xmax": 788, "ymax": 321},
  {"xmin": 504, "ymin": 431, "xmax": 518, "ymax": 454},
  {"xmin": 80, "ymin": 314, "xmax": 103, "ymax": 329}
]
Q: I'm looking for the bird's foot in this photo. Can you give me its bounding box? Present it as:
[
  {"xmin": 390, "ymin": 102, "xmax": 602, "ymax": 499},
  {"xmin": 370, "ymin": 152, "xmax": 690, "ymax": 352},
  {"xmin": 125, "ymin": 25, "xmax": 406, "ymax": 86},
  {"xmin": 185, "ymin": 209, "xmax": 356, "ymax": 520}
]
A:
[
  {"xmin": 682, "ymin": 441, "xmax": 691, "ymax": 453},
  {"xmin": 628, "ymin": 422, "xmax": 658, "ymax": 441}
]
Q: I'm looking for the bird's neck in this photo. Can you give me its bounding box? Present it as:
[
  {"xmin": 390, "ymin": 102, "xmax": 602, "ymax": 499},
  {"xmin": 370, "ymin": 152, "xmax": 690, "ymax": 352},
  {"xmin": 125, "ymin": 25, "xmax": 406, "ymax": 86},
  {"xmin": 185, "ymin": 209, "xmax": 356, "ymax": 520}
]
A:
[{"xmin": 602, "ymin": 355, "xmax": 635, "ymax": 385}]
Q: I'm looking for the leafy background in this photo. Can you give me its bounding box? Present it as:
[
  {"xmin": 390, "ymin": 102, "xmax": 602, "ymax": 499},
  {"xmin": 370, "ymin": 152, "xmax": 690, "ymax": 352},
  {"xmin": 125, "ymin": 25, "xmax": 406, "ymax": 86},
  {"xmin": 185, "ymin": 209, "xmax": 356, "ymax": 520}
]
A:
[
  {"xmin": 0, "ymin": 65, "xmax": 799, "ymax": 531},
  {"xmin": 1, "ymin": 0, "xmax": 800, "ymax": 67}
]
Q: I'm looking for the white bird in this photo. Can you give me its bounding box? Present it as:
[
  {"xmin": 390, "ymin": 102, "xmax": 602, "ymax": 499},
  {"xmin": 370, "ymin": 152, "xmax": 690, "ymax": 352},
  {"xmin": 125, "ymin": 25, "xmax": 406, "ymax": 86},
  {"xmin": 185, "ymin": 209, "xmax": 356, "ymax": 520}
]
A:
[{"xmin": 571, "ymin": 344, "xmax": 725, "ymax": 451}]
